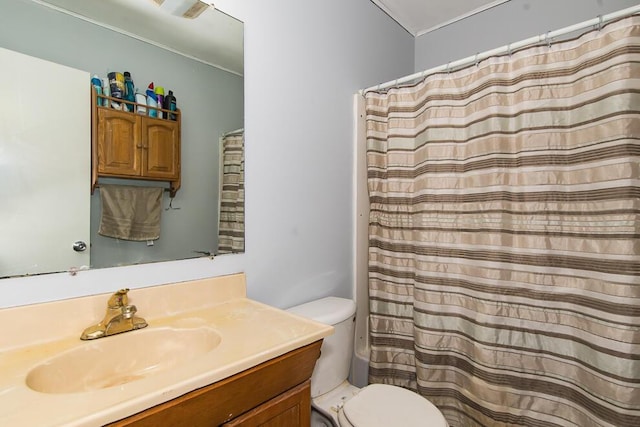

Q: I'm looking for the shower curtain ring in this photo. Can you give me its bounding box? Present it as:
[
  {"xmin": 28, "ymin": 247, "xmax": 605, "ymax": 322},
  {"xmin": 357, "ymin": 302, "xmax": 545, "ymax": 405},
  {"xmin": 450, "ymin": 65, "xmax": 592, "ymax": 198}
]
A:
[
  {"xmin": 446, "ymin": 62, "xmax": 451, "ymax": 74},
  {"xmin": 546, "ymin": 30, "xmax": 552, "ymax": 48},
  {"xmin": 475, "ymin": 52, "xmax": 479, "ymax": 67},
  {"xmin": 507, "ymin": 43, "xmax": 512, "ymax": 57},
  {"xmin": 597, "ymin": 15, "xmax": 603, "ymax": 31}
]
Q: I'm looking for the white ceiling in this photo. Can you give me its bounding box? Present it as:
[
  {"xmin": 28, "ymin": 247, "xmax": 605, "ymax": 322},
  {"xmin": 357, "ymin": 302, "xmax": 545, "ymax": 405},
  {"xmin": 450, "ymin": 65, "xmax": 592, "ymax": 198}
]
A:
[
  {"xmin": 372, "ymin": 0, "xmax": 510, "ymax": 36},
  {"xmin": 35, "ymin": 0, "xmax": 244, "ymax": 75},
  {"xmin": 34, "ymin": 0, "xmax": 511, "ymax": 75}
]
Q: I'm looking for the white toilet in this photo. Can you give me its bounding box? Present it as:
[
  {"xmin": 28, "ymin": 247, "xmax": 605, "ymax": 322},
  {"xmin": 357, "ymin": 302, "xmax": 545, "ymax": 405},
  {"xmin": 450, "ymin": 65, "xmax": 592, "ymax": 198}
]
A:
[{"xmin": 287, "ymin": 296, "xmax": 448, "ymax": 427}]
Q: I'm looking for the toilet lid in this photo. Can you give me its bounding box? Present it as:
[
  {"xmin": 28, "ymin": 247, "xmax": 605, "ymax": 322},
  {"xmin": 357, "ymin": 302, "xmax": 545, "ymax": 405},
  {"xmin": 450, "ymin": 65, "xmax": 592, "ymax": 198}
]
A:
[{"xmin": 340, "ymin": 384, "xmax": 447, "ymax": 427}]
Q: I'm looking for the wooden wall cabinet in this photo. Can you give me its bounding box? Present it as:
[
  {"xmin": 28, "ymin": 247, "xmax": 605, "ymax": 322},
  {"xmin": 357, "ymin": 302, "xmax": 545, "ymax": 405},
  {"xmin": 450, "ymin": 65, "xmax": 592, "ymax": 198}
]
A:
[
  {"xmin": 91, "ymin": 92, "xmax": 181, "ymax": 197},
  {"xmin": 106, "ymin": 340, "xmax": 321, "ymax": 427}
]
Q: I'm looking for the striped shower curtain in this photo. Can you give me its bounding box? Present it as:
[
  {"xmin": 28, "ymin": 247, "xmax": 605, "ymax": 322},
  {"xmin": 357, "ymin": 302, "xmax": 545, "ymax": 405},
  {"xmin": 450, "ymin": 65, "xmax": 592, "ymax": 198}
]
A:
[
  {"xmin": 365, "ymin": 16, "xmax": 640, "ymax": 427},
  {"xmin": 217, "ymin": 132, "xmax": 245, "ymax": 254}
]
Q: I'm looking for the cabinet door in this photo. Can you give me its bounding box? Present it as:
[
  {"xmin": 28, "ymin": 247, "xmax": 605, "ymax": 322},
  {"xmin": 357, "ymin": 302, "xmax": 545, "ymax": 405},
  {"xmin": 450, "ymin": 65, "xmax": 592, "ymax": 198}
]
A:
[
  {"xmin": 142, "ymin": 118, "xmax": 179, "ymax": 179},
  {"xmin": 97, "ymin": 109, "xmax": 141, "ymax": 176},
  {"xmin": 222, "ymin": 381, "xmax": 311, "ymax": 427}
]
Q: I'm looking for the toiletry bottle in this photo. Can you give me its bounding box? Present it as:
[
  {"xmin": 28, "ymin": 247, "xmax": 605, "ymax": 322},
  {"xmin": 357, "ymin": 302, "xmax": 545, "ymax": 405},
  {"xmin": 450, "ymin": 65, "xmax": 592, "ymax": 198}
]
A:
[
  {"xmin": 91, "ymin": 74, "xmax": 102, "ymax": 105},
  {"xmin": 123, "ymin": 71, "xmax": 136, "ymax": 112},
  {"xmin": 154, "ymin": 86, "xmax": 165, "ymax": 119},
  {"xmin": 107, "ymin": 72, "xmax": 124, "ymax": 99},
  {"xmin": 146, "ymin": 82, "xmax": 158, "ymax": 118},
  {"xmin": 102, "ymin": 78, "xmax": 111, "ymax": 107},
  {"xmin": 164, "ymin": 90, "xmax": 177, "ymax": 120},
  {"xmin": 135, "ymin": 89, "xmax": 147, "ymax": 115},
  {"xmin": 108, "ymin": 71, "xmax": 124, "ymax": 109}
]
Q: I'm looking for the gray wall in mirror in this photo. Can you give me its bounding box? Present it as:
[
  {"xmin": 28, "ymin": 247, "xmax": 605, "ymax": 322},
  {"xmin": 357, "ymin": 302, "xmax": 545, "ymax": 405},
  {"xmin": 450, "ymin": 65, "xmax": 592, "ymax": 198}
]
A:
[{"xmin": 0, "ymin": 0, "xmax": 243, "ymax": 275}]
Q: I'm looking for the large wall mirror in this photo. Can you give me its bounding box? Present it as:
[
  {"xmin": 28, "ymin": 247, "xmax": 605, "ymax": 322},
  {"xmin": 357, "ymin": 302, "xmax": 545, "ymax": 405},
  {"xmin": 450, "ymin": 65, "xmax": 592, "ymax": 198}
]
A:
[{"xmin": 0, "ymin": 0, "xmax": 244, "ymax": 279}]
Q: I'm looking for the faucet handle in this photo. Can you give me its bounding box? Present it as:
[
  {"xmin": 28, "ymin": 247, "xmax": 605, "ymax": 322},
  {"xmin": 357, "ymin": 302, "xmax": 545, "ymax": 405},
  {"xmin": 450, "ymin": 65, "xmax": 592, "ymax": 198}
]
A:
[
  {"xmin": 122, "ymin": 304, "xmax": 137, "ymax": 319},
  {"xmin": 108, "ymin": 288, "xmax": 130, "ymax": 308}
]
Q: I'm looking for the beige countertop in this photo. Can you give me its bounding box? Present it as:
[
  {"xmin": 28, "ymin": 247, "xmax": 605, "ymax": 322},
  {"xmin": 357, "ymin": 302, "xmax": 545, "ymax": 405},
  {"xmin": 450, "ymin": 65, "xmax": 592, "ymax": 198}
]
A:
[{"xmin": 0, "ymin": 273, "xmax": 333, "ymax": 426}]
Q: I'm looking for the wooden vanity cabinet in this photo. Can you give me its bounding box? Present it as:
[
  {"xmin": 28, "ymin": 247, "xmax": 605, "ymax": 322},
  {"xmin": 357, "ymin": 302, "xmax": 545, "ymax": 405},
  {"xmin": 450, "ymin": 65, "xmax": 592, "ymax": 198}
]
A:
[
  {"xmin": 107, "ymin": 340, "xmax": 321, "ymax": 427},
  {"xmin": 222, "ymin": 381, "xmax": 311, "ymax": 427},
  {"xmin": 92, "ymin": 92, "xmax": 181, "ymax": 197}
]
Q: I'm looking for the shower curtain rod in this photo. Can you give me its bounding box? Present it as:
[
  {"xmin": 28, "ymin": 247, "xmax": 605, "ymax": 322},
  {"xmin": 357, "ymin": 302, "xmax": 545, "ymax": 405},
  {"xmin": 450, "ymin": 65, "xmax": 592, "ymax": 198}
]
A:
[
  {"xmin": 222, "ymin": 128, "xmax": 244, "ymax": 137},
  {"xmin": 361, "ymin": 4, "xmax": 640, "ymax": 94}
]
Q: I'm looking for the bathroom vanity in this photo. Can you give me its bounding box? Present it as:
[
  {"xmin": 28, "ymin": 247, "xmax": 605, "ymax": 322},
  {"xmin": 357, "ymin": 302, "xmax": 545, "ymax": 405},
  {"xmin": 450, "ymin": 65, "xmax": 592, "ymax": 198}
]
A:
[
  {"xmin": 109, "ymin": 343, "xmax": 319, "ymax": 426},
  {"xmin": 0, "ymin": 274, "xmax": 332, "ymax": 426}
]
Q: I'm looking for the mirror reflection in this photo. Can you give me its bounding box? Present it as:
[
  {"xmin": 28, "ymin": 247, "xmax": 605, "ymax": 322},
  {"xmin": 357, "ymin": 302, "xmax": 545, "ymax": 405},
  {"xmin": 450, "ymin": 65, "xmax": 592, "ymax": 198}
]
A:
[{"xmin": 0, "ymin": 0, "xmax": 244, "ymax": 278}]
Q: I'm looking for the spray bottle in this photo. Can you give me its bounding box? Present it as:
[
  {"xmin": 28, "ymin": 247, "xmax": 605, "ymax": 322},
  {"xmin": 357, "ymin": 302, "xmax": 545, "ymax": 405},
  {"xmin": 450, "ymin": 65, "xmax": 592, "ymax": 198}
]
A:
[{"xmin": 146, "ymin": 82, "xmax": 158, "ymax": 118}]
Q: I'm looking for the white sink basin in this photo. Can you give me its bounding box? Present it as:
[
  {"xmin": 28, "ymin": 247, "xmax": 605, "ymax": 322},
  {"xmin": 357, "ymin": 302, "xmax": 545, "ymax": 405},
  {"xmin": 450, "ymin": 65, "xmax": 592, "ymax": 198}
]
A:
[
  {"xmin": 26, "ymin": 327, "xmax": 221, "ymax": 394},
  {"xmin": 0, "ymin": 275, "xmax": 334, "ymax": 427}
]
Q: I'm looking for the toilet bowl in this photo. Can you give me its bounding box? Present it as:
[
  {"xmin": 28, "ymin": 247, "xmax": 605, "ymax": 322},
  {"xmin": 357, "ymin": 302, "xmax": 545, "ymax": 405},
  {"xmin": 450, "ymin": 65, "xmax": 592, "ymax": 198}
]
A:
[{"xmin": 287, "ymin": 297, "xmax": 448, "ymax": 427}]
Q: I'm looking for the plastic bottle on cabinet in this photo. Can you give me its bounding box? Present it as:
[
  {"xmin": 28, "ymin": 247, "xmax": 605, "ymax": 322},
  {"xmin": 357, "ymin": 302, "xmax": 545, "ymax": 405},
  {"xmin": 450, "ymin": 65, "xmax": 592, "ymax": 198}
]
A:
[
  {"xmin": 164, "ymin": 90, "xmax": 177, "ymax": 120},
  {"xmin": 146, "ymin": 82, "xmax": 158, "ymax": 118},
  {"xmin": 154, "ymin": 86, "xmax": 165, "ymax": 119},
  {"xmin": 135, "ymin": 89, "xmax": 147, "ymax": 115},
  {"xmin": 91, "ymin": 75, "xmax": 102, "ymax": 105},
  {"xmin": 107, "ymin": 71, "xmax": 124, "ymax": 109},
  {"xmin": 102, "ymin": 78, "xmax": 110, "ymax": 107},
  {"xmin": 123, "ymin": 71, "xmax": 136, "ymax": 112}
]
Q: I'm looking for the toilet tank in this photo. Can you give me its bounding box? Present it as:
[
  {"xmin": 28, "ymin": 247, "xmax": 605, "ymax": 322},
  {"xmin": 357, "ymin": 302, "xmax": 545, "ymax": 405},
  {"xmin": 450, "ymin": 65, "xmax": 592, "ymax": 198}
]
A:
[{"xmin": 286, "ymin": 297, "xmax": 356, "ymax": 398}]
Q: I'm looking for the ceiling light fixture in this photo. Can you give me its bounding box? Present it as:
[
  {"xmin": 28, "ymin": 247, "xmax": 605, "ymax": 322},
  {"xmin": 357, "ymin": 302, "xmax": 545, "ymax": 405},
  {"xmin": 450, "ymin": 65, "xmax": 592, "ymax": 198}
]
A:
[{"xmin": 152, "ymin": 0, "xmax": 213, "ymax": 19}]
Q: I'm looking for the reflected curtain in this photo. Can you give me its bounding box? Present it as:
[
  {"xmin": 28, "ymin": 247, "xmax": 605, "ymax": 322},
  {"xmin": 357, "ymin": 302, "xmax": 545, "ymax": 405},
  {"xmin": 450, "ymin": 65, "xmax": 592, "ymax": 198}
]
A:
[
  {"xmin": 217, "ymin": 131, "xmax": 245, "ymax": 254},
  {"xmin": 365, "ymin": 16, "xmax": 640, "ymax": 427}
]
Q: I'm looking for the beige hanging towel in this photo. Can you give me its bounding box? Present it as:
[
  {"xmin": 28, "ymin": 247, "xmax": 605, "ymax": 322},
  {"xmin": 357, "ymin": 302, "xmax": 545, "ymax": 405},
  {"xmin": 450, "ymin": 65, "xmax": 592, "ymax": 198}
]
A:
[{"xmin": 98, "ymin": 185, "xmax": 163, "ymax": 241}]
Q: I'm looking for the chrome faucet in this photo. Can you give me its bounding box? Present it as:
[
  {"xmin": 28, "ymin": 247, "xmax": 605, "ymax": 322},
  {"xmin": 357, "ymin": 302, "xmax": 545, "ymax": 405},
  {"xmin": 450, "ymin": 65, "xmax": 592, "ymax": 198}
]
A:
[{"xmin": 80, "ymin": 288, "xmax": 148, "ymax": 340}]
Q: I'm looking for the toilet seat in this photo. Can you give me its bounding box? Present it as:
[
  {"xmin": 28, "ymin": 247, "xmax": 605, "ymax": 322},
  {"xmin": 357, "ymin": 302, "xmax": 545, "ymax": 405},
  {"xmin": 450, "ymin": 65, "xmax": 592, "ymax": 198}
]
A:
[{"xmin": 337, "ymin": 384, "xmax": 448, "ymax": 427}]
